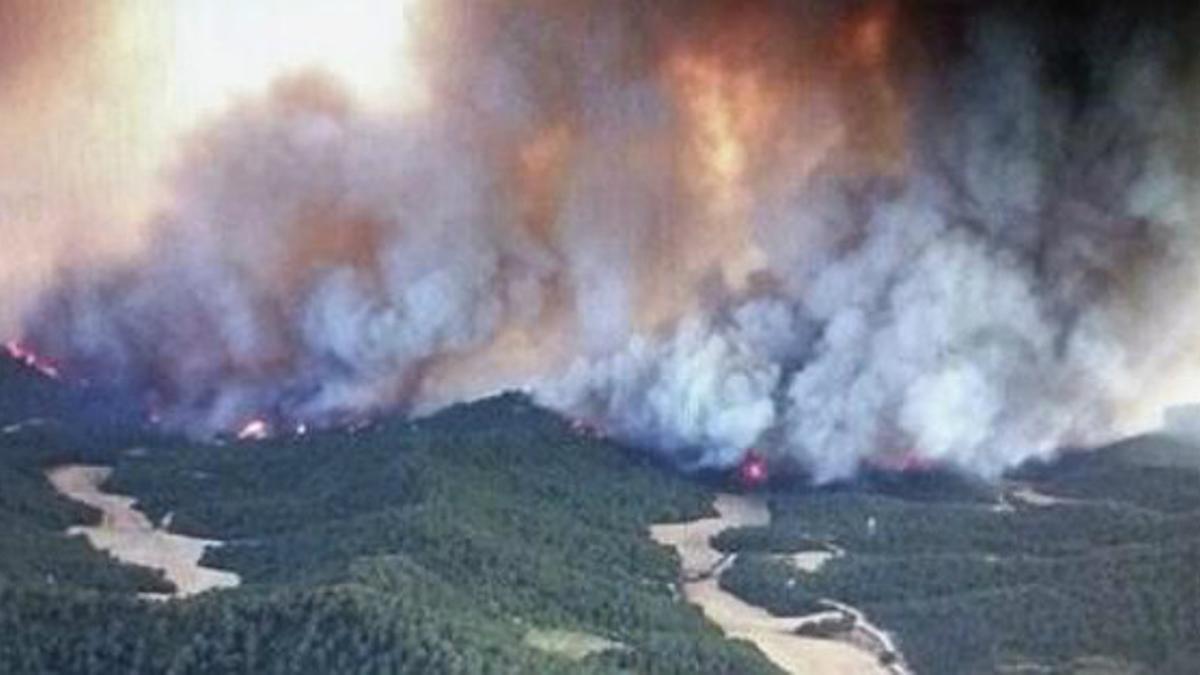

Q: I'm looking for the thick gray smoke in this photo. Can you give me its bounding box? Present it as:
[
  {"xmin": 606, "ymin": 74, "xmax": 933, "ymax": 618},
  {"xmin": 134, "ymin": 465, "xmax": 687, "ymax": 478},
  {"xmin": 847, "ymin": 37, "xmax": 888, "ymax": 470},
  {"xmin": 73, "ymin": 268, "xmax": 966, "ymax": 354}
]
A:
[{"xmin": 20, "ymin": 1, "xmax": 1200, "ymax": 481}]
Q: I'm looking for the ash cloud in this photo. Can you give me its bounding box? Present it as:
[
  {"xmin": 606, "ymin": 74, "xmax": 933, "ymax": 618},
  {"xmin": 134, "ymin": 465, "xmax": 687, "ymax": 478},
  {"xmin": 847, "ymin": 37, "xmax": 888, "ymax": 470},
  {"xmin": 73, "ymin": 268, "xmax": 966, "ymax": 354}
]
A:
[{"xmin": 16, "ymin": 0, "xmax": 1200, "ymax": 481}]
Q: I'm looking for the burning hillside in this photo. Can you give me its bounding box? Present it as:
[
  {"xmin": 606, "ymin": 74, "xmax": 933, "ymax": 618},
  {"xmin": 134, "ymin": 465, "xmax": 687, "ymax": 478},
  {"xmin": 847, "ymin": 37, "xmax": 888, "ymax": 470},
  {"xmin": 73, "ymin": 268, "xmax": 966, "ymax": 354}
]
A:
[
  {"xmin": 5, "ymin": 1, "xmax": 1200, "ymax": 481},
  {"xmin": 4, "ymin": 341, "xmax": 60, "ymax": 380}
]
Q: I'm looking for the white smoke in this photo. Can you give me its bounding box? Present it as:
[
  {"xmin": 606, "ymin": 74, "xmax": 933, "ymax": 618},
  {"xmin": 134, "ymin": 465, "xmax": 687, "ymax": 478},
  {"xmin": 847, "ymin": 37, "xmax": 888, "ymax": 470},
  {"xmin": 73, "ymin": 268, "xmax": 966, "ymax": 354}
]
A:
[{"xmin": 544, "ymin": 316, "xmax": 781, "ymax": 468}]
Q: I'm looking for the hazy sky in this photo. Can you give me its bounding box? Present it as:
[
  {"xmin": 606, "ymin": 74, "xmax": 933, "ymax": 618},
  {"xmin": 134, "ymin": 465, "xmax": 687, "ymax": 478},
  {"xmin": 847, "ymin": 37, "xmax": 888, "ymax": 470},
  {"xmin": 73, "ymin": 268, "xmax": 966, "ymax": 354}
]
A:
[{"xmin": 0, "ymin": 0, "xmax": 424, "ymax": 334}]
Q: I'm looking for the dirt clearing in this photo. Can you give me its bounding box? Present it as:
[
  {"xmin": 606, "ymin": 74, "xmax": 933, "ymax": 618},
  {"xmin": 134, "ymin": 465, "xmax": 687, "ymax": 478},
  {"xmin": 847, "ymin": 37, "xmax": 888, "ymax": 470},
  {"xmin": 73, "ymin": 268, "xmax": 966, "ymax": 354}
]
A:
[
  {"xmin": 47, "ymin": 464, "xmax": 240, "ymax": 599},
  {"xmin": 650, "ymin": 494, "xmax": 894, "ymax": 674}
]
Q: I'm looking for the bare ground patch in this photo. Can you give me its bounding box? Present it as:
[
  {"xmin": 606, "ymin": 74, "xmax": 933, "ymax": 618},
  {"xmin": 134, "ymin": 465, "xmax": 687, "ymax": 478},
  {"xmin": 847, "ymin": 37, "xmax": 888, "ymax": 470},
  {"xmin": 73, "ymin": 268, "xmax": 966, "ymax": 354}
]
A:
[
  {"xmin": 651, "ymin": 494, "xmax": 898, "ymax": 675},
  {"xmin": 46, "ymin": 464, "xmax": 240, "ymax": 598}
]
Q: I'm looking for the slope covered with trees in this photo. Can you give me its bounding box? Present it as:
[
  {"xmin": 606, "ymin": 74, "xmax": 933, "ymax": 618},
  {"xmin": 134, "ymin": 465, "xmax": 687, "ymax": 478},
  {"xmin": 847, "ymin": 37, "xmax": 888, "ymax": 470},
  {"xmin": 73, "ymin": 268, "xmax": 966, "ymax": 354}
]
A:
[
  {"xmin": 0, "ymin": 357, "xmax": 779, "ymax": 674},
  {"xmin": 717, "ymin": 440, "xmax": 1200, "ymax": 674},
  {"xmin": 7, "ymin": 350, "xmax": 1200, "ymax": 674}
]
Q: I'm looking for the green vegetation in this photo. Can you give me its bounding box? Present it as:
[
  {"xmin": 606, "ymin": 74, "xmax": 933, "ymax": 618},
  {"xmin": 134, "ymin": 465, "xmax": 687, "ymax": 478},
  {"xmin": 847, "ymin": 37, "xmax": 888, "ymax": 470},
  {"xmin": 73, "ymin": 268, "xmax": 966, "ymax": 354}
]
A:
[
  {"xmin": 7, "ymin": 351, "xmax": 1200, "ymax": 675},
  {"xmin": 0, "ymin": 434, "xmax": 173, "ymax": 595},
  {"xmin": 717, "ymin": 443, "xmax": 1200, "ymax": 675},
  {"xmin": 0, "ymin": 363, "xmax": 780, "ymax": 674},
  {"xmin": 0, "ymin": 356, "xmax": 63, "ymax": 427},
  {"xmin": 1016, "ymin": 436, "xmax": 1200, "ymax": 513}
]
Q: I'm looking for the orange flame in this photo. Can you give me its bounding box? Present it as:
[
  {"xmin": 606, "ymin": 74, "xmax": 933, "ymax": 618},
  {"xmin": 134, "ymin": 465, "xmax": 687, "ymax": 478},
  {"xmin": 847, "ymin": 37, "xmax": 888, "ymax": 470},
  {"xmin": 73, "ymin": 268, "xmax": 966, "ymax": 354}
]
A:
[
  {"xmin": 5, "ymin": 340, "xmax": 61, "ymax": 379},
  {"xmin": 236, "ymin": 418, "xmax": 271, "ymax": 441}
]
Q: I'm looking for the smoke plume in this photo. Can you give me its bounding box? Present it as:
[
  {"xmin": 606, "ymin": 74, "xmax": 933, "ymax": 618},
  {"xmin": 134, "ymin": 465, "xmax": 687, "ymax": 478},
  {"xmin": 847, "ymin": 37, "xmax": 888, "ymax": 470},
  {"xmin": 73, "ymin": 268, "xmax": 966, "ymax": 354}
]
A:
[{"xmin": 9, "ymin": 0, "xmax": 1200, "ymax": 481}]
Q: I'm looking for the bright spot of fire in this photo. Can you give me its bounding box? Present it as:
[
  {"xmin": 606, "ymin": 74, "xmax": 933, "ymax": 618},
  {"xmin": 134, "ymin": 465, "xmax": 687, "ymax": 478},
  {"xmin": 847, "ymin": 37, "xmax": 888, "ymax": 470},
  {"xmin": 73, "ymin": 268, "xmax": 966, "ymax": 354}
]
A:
[
  {"xmin": 738, "ymin": 450, "xmax": 769, "ymax": 487},
  {"xmin": 236, "ymin": 419, "xmax": 271, "ymax": 442},
  {"xmin": 4, "ymin": 340, "xmax": 61, "ymax": 380}
]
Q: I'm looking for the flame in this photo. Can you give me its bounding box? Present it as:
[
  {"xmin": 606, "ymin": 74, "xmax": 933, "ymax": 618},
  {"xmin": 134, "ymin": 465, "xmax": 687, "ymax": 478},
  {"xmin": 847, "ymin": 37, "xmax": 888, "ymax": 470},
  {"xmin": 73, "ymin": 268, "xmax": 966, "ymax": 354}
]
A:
[
  {"xmin": 236, "ymin": 418, "xmax": 271, "ymax": 441},
  {"xmin": 738, "ymin": 450, "xmax": 770, "ymax": 487},
  {"xmin": 4, "ymin": 340, "xmax": 61, "ymax": 379}
]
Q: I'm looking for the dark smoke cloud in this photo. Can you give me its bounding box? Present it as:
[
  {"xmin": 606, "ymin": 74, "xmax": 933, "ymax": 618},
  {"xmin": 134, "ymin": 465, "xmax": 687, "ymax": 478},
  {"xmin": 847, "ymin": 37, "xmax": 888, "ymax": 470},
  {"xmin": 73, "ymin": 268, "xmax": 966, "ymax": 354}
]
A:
[{"xmin": 17, "ymin": 0, "xmax": 1200, "ymax": 481}]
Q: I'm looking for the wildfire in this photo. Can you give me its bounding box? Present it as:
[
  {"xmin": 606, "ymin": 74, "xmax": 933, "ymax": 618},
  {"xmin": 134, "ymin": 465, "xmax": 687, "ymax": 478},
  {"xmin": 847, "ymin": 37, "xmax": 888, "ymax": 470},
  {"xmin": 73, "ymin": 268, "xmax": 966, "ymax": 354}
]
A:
[
  {"xmin": 4, "ymin": 341, "xmax": 61, "ymax": 380},
  {"xmin": 738, "ymin": 450, "xmax": 770, "ymax": 488},
  {"xmin": 236, "ymin": 418, "xmax": 271, "ymax": 442}
]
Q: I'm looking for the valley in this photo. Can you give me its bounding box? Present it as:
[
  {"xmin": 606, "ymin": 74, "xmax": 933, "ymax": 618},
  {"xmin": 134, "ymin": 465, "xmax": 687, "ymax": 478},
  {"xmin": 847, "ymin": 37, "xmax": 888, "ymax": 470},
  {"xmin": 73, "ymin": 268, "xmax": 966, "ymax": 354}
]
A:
[
  {"xmin": 651, "ymin": 494, "xmax": 897, "ymax": 674},
  {"xmin": 2, "ymin": 354, "xmax": 1200, "ymax": 674}
]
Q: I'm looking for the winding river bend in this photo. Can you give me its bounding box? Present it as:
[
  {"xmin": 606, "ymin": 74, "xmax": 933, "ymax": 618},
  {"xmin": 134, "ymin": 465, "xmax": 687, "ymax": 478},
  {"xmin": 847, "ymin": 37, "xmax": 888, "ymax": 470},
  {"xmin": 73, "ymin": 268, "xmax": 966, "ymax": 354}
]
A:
[
  {"xmin": 650, "ymin": 494, "xmax": 905, "ymax": 675},
  {"xmin": 47, "ymin": 465, "xmax": 240, "ymax": 599}
]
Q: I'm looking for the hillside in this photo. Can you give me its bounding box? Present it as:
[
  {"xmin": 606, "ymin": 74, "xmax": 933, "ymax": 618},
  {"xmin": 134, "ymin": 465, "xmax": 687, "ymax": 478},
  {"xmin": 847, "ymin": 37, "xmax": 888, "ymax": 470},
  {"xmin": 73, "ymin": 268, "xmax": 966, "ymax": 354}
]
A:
[
  {"xmin": 716, "ymin": 440, "xmax": 1200, "ymax": 674},
  {"xmin": 4, "ymin": 352, "xmax": 1200, "ymax": 674},
  {"xmin": 0, "ymin": 355, "xmax": 778, "ymax": 674}
]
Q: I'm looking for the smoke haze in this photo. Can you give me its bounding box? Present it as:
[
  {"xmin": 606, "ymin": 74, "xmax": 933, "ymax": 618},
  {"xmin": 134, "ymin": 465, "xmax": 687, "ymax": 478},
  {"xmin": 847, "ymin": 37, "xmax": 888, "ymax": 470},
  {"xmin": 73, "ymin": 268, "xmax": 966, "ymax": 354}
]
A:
[{"xmin": 7, "ymin": 1, "xmax": 1200, "ymax": 481}]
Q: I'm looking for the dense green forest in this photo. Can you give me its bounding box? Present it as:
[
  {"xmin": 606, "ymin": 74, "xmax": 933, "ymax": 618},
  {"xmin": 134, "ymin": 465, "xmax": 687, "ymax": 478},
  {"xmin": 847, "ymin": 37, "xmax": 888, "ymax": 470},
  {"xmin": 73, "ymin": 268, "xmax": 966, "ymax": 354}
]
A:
[
  {"xmin": 6, "ymin": 350, "xmax": 1200, "ymax": 674},
  {"xmin": 0, "ymin": 356, "xmax": 779, "ymax": 674},
  {"xmin": 0, "ymin": 438, "xmax": 173, "ymax": 596},
  {"xmin": 0, "ymin": 356, "xmax": 173, "ymax": 596},
  {"xmin": 717, "ymin": 440, "xmax": 1200, "ymax": 675}
]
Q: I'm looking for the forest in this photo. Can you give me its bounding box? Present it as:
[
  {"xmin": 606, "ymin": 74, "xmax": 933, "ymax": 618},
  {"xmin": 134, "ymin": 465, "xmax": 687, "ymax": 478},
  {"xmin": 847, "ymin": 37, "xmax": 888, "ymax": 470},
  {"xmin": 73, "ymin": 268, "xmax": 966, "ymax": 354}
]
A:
[
  {"xmin": 0, "ymin": 363, "xmax": 780, "ymax": 674},
  {"xmin": 6, "ymin": 349, "xmax": 1200, "ymax": 674},
  {"xmin": 717, "ymin": 439, "xmax": 1200, "ymax": 674}
]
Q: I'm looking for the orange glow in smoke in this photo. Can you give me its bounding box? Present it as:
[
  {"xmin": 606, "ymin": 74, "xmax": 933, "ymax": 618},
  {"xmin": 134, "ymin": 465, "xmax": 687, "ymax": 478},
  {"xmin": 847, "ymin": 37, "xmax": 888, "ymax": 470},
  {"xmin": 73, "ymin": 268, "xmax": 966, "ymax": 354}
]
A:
[
  {"xmin": 517, "ymin": 122, "xmax": 575, "ymax": 244},
  {"xmin": 658, "ymin": 46, "xmax": 784, "ymax": 301},
  {"xmin": 666, "ymin": 51, "xmax": 779, "ymax": 218},
  {"xmin": 843, "ymin": 0, "xmax": 897, "ymax": 68},
  {"xmin": 837, "ymin": 0, "xmax": 907, "ymax": 175}
]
